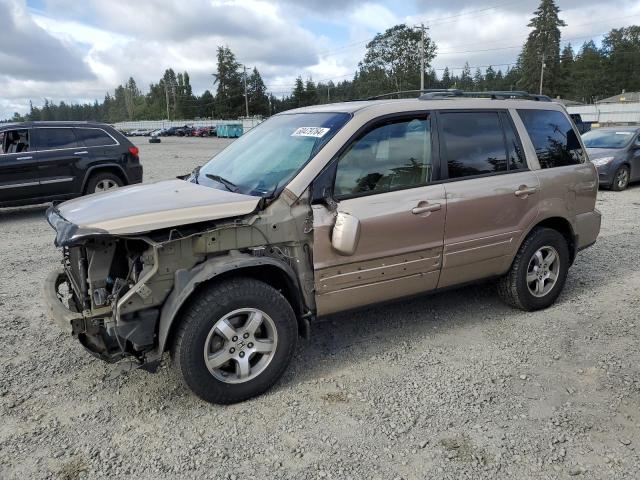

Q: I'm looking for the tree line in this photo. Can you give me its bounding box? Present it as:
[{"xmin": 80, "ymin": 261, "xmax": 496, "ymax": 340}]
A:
[{"xmin": 5, "ymin": 0, "xmax": 640, "ymax": 123}]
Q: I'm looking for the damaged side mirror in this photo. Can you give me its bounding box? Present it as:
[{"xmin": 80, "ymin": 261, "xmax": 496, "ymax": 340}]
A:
[
  {"xmin": 331, "ymin": 211, "xmax": 360, "ymax": 256},
  {"xmin": 178, "ymin": 165, "xmax": 201, "ymax": 181}
]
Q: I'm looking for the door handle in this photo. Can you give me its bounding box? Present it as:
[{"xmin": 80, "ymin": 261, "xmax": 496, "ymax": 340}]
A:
[
  {"xmin": 412, "ymin": 202, "xmax": 441, "ymax": 214},
  {"xmin": 515, "ymin": 186, "xmax": 538, "ymax": 197},
  {"xmin": 74, "ymin": 151, "xmax": 89, "ymax": 155},
  {"xmin": 17, "ymin": 156, "xmax": 33, "ymax": 161}
]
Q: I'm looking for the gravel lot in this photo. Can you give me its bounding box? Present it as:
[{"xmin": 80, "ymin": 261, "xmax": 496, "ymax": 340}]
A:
[{"xmin": 1, "ymin": 136, "xmax": 639, "ymax": 479}]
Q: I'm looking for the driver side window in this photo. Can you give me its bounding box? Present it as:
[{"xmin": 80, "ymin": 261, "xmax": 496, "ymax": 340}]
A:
[
  {"xmin": 1, "ymin": 129, "xmax": 30, "ymax": 155},
  {"xmin": 334, "ymin": 116, "xmax": 432, "ymax": 198}
]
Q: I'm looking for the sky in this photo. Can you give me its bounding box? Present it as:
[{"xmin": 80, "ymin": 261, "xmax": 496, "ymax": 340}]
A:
[{"xmin": 1, "ymin": 0, "xmax": 640, "ymax": 119}]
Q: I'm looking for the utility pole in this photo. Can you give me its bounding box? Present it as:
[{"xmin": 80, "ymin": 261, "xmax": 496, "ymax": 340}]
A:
[
  {"xmin": 419, "ymin": 23, "xmax": 426, "ymax": 91},
  {"xmin": 327, "ymin": 86, "xmax": 331, "ymax": 103},
  {"xmin": 539, "ymin": 52, "xmax": 546, "ymax": 95},
  {"xmin": 164, "ymin": 83, "xmax": 170, "ymax": 120},
  {"xmin": 243, "ymin": 65, "xmax": 249, "ymax": 118}
]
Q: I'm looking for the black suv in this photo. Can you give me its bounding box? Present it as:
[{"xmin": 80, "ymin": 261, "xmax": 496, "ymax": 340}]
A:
[{"xmin": 0, "ymin": 121, "xmax": 143, "ymax": 207}]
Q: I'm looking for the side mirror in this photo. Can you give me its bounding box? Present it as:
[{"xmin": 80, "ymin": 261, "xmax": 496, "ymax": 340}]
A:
[
  {"xmin": 178, "ymin": 165, "xmax": 201, "ymax": 181},
  {"xmin": 331, "ymin": 211, "xmax": 360, "ymax": 256}
]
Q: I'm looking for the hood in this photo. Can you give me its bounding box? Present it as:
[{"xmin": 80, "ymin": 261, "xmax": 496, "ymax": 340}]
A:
[
  {"xmin": 54, "ymin": 179, "xmax": 261, "ymax": 236},
  {"xmin": 586, "ymin": 147, "xmax": 623, "ymax": 159}
]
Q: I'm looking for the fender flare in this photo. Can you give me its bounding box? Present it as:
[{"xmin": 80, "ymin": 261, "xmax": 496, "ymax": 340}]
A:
[
  {"xmin": 155, "ymin": 253, "xmax": 303, "ymax": 353},
  {"xmin": 81, "ymin": 164, "xmax": 130, "ymax": 192}
]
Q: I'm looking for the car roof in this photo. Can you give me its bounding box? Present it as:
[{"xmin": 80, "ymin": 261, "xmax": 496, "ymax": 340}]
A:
[
  {"xmin": 0, "ymin": 121, "xmax": 114, "ymax": 131},
  {"xmin": 280, "ymin": 98, "xmax": 567, "ymax": 116}
]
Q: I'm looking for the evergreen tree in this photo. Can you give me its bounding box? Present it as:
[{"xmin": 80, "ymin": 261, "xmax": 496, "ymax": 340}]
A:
[
  {"xmin": 292, "ymin": 77, "xmax": 305, "ymax": 107},
  {"xmin": 247, "ymin": 67, "xmax": 269, "ymax": 116},
  {"xmin": 518, "ymin": 0, "xmax": 566, "ymax": 95}
]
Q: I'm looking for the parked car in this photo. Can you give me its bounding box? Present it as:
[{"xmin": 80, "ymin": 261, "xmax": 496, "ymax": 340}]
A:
[
  {"xmin": 582, "ymin": 127, "xmax": 640, "ymax": 190},
  {"xmin": 0, "ymin": 121, "xmax": 142, "ymax": 208},
  {"xmin": 194, "ymin": 126, "xmax": 216, "ymax": 137},
  {"xmin": 570, "ymin": 113, "xmax": 591, "ymax": 134},
  {"xmin": 44, "ymin": 94, "xmax": 600, "ymax": 404}
]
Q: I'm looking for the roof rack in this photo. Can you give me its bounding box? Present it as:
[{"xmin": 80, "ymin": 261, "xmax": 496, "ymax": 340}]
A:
[
  {"xmin": 364, "ymin": 89, "xmax": 552, "ymax": 102},
  {"xmin": 418, "ymin": 89, "xmax": 552, "ymax": 101}
]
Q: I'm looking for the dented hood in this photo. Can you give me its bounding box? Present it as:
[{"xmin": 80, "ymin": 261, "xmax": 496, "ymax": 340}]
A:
[{"xmin": 52, "ymin": 179, "xmax": 261, "ymax": 236}]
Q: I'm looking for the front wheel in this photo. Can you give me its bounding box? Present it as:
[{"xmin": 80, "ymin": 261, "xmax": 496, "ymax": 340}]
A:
[
  {"xmin": 497, "ymin": 227, "xmax": 569, "ymax": 311},
  {"xmin": 612, "ymin": 165, "xmax": 630, "ymax": 191},
  {"xmin": 172, "ymin": 278, "xmax": 298, "ymax": 404}
]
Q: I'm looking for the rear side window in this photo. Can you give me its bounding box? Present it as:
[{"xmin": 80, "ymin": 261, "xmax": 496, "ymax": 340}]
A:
[
  {"xmin": 439, "ymin": 111, "xmax": 508, "ymax": 179},
  {"xmin": 37, "ymin": 128, "xmax": 78, "ymax": 150},
  {"xmin": 517, "ymin": 109, "xmax": 583, "ymax": 168},
  {"xmin": 75, "ymin": 128, "xmax": 117, "ymax": 147}
]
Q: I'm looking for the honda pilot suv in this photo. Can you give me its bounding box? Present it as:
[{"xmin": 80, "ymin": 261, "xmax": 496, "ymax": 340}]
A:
[
  {"xmin": 44, "ymin": 92, "xmax": 601, "ymax": 404},
  {"xmin": 0, "ymin": 121, "xmax": 142, "ymax": 208}
]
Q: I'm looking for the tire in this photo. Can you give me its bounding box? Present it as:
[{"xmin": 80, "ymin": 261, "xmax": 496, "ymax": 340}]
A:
[
  {"xmin": 84, "ymin": 171, "xmax": 123, "ymax": 195},
  {"xmin": 172, "ymin": 277, "xmax": 298, "ymax": 404},
  {"xmin": 611, "ymin": 165, "xmax": 630, "ymax": 191},
  {"xmin": 149, "ymin": 137, "xmax": 161, "ymax": 143},
  {"xmin": 497, "ymin": 227, "xmax": 570, "ymax": 311}
]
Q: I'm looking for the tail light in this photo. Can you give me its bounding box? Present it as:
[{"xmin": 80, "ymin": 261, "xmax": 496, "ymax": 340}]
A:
[{"xmin": 128, "ymin": 146, "xmax": 139, "ymax": 156}]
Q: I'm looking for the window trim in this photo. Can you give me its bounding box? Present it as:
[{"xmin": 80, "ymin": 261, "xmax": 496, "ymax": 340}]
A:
[
  {"xmin": 436, "ymin": 109, "xmax": 528, "ymax": 183},
  {"xmin": 33, "ymin": 127, "xmax": 81, "ymax": 153},
  {"xmin": 499, "ymin": 111, "xmax": 528, "ymax": 172},
  {"xmin": 321, "ymin": 111, "xmax": 439, "ymax": 202}
]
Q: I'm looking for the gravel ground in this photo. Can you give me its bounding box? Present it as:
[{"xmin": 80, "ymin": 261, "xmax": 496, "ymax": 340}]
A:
[{"xmin": 0, "ymin": 136, "xmax": 639, "ymax": 480}]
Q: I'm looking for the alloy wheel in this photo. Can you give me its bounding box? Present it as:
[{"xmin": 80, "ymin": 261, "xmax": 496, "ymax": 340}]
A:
[
  {"xmin": 203, "ymin": 308, "xmax": 278, "ymax": 384},
  {"xmin": 94, "ymin": 179, "xmax": 119, "ymax": 193},
  {"xmin": 526, "ymin": 246, "xmax": 560, "ymax": 298},
  {"xmin": 616, "ymin": 168, "xmax": 629, "ymax": 190}
]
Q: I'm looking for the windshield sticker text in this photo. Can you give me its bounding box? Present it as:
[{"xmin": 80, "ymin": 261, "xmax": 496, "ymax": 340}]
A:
[{"xmin": 291, "ymin": 127, "xmax": 330, "ymax": 138}]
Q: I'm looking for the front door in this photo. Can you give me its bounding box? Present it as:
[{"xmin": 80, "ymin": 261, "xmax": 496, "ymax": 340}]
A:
[
  {"xmin": 0, "ymin": 128, "xmax": 40, "ymax": 205},
  {"xmin": 436, "ymin": 110, "xmax": 540, "ymax": 288},
  {"xmin": 312, "ymin": 114, "xmax": 447, "ymax": 315}
]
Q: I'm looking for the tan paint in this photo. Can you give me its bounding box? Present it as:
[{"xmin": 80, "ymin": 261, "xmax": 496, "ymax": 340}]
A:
[
  {"xmin": 56, "ymin": 179, "xmax": 261, "ymax": 234},
  {"xmin": 313, "ymin": 184, "xmax": 446, "ymax": 315}
]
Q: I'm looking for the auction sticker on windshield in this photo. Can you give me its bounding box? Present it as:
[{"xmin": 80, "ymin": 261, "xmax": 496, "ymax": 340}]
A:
[{"xmin": 291, "ymin": 127, "xmax": 330, "ymax": 138}]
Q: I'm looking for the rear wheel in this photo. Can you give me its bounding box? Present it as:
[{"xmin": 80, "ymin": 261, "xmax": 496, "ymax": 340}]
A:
[
  {"xmin": 497, "ymin": 227, "xmax": 569, "ymax": 311},
  {"xmin": 612, "ymin": 165, "xmax": 630, "ymax": 191},
  {"xmin": 84, "ymin": 172, "xmax": 123, "ymax": 195},
  {"xmin": 172, "ymin": 278, "xmax": 297, "ymax": 404}
]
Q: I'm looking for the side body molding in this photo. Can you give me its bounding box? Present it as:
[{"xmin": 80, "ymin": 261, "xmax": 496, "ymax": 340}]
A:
[{"xmin": 154, "ymin": 252, "xmax": 302, "ymax": 355}]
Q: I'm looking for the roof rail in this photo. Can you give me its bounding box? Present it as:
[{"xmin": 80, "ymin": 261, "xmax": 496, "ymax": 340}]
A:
[
  {"xmin": 419, "ymin": 90, "xmax": 552, "ymax": 101},
  {"xmin": 365, "ymin": 89, "xmax": 452, "ymax": 100}
]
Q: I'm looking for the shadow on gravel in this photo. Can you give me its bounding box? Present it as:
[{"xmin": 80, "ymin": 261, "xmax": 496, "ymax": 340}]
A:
[
  {"xmin": 0, "ymin": 204, "xmax": 49, "ymax": 222},
  {"xmin": 283, "ymin": 230, "xmax": 639, "ymax": 388}
]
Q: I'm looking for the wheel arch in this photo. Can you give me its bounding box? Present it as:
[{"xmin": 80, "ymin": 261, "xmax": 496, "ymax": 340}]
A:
[
  {"xmin": 157, "ymin": 254, "xmax": 306, "ymax": 354},
  {"xmin": 522, "ymin": 216, "xmax": 577, "ymax": 265},
  {"xmin": 81, "ymin": 164, "xmax": 129, "ymax": 193}
]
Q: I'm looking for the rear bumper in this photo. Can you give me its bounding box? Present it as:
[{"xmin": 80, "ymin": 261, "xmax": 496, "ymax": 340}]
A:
[
  {"xmin": 575, "ymin": 209, "xmax": 602, "ymax": 252},
  {"xmin": 127, "ymin": 164, "xmax": 143, "ymax": 184},
  {"xmin": 43, "ymin": 269, "xmax": 83, "ymax": 334}
]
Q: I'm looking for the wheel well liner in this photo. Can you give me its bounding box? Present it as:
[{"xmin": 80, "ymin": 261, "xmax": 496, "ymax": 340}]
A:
[{"xmin": 156, "ymin": 254, "xmax": 305, "ymax": 354}]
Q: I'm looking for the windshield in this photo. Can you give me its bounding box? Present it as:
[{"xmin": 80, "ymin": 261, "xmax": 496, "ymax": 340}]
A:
[
  {"xmin": 582, "ymin": 130, "xmax": 636, "ymax": 149},
  {"xmin": 197, "ymin": 112, "xmax": 351, "ymax": 196}
]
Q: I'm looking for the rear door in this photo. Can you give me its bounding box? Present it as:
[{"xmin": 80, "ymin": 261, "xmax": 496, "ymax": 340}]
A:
[
  {"xmin": 74, "ymin": 127, "xmax": 120, "ymax": 167},
  {"xmin": 34, "ymin": 127, "xmax": 87, "ymax": 197},
  {"xmin": 436, "ymin": 110, "xmax": 540, "ymax": 288},
  {"xmin": 0, "ymin": 128, "xmax": 40, "ymax": 204},
  {"xmin": 312, "ymin": 113, "xmax": 447, "ymax": 315}
]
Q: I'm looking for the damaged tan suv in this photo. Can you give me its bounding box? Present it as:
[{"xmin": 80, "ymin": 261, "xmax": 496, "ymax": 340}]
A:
[{"xmin": 45, "ymin": 91, "xmax": 601, "ymax": 404}]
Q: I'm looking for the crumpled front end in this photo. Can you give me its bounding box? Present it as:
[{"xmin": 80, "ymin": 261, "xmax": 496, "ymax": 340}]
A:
[{"xmin": 44, "ymin": 206, "xmax": 163, "ymax": 366}]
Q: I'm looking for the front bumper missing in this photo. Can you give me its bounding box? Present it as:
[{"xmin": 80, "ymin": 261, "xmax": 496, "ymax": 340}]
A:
[{"xmin": 43, "ymin": 268, "xmax": 84, "ymax": 335}]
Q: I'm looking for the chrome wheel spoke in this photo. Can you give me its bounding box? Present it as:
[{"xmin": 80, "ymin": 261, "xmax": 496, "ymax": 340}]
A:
[
  {"xmin": 215, "ymin": 319, "xmax": 238, "ymax": 342},
  {"xmin": 206, "ymin": 350, "xmax": 232, "ymax": 370},
  {"xmin": 536, "ymin": 279, "xmax": 545, "ymax": 295},
  {"xmin": 527, "ymin": 271, "xmax": 538, "ymax": 283},
  {"xmin": 534, "ymin": 251, "xmax": 544, "ymax": 267},
  {"xmin": 545, "ymin": 250, "xmax": 556, "ymax": 266},
  {"xmin": 548, "ymin": 270, "xmax": 558, "ymax": 281},
  {"xmin": 236, "ymin": 356, "xmax": 251, "ymax": 379},
  {"xmin": 245, "ymin": 310, "xmax": 263, "ymax": 335},
  {"xmin": 253, "ymin": 339, "xmax": 274, "ymax": 354},
  {"xmin": 527, "ymin": 245, "xmax": 560, "ymax": 298}
]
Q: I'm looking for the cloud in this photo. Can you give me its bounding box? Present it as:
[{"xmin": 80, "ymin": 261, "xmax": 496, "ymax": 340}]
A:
[{"xmin": 0, "ymin": 0, "xmax": 94, "ymax": 83}]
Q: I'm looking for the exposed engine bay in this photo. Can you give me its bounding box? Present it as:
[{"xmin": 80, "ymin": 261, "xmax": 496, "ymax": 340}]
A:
[{"xmin": 47, "ymin": 191, "xmax": 316, "ymax": 370}]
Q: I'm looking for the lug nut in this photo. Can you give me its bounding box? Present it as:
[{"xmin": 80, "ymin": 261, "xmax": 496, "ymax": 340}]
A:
[
  {"xmin": 232, "ymin": 336, "xmax": 238, "ymax": 342},
  {"xmin": 229, "ymin": 347, "xmax": 235, "ymax": 354},
  {"xmin": 239, "ymin": 351, "xmax": 245, "ymax": 358},
  {"xmin": 243, "ymin": 332, "xmax": 250, "ymax": 339},
  {"xmin": 247, "ymin": 342, "xmax": 254, "ymax": 348}
]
